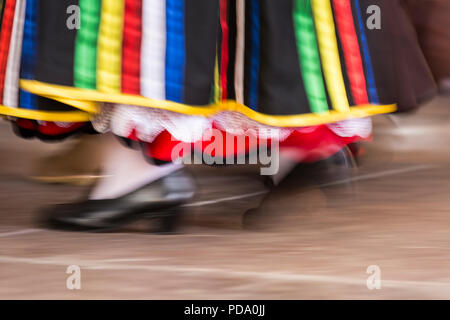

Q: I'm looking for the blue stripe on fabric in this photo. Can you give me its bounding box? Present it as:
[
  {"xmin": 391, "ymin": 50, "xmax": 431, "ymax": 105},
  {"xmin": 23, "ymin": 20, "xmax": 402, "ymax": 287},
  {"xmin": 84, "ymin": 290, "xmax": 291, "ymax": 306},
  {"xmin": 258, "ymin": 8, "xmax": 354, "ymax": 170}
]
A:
[
  {"xmin": 248, "ymin": 0, "xmax": 260, "ymax": 110},
  {"xmin": 353, "ymin": 0, "xmax": 379, "ymax": 104},
  {"xmin": 165, "ymin": 0, "xmax": 185, "ymax": 103},
  {"xmin": 20, "ymin": 0, "xmax": 38, "ymax": 110}
]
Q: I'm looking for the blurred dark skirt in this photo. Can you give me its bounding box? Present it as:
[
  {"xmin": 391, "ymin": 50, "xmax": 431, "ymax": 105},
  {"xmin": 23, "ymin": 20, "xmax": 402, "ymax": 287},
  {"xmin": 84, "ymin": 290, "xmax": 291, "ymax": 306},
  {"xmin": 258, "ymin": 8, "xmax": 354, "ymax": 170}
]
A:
[{"xmin": 404, "ymin": 0, "xmax": 450, "ymax": 85}]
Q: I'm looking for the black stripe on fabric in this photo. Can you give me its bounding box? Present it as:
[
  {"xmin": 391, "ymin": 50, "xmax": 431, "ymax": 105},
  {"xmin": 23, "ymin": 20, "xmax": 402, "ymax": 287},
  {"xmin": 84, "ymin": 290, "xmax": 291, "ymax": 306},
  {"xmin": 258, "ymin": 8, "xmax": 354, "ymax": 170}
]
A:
[
  {"xmin": 226, "ymin": 0, "xmax": 236, "ymax": 101},
  {"xmin": 35, "ymin": 0, "xmax": 78, "ymax": 86},
  {"xmin": 184, "ymin": 0, "xmax": 219, "ymax": 105},
  {"xmin": 322, "ymin": 67, "xmax": 333, "ymax": 112},
  {"xmin": 0, "ymin": 0, "xmax": 6, "ymax": 29},
  {"xmin": 257, "ymin": 0, "xmax": 310, "ymax": 116},
  {"xmin": 243, "ymin": 0, "xmax": 252, "ymax": 107},
  {"xmin": 36, "ymin": 96, "xmax": 78, "ymax": 112},
  {"xmin": 351, "ymin": 0, "xmax": 397, "ymax": 106}
]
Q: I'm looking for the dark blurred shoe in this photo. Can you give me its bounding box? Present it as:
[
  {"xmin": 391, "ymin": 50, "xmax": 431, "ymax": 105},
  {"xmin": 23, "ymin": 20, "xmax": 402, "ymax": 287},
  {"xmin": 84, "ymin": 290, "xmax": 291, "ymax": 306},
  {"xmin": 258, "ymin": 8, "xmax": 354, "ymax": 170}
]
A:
[
  {"xmin": 242, "ymin": 146, "xmax": 357, "ymax": 230},
  {"xmin": 41, "ymin": 169, "xmax": 196, "ymax": 234},
  {"xmin": 28, "ymin": 135, "xmax": 107, "ymax": 186}
]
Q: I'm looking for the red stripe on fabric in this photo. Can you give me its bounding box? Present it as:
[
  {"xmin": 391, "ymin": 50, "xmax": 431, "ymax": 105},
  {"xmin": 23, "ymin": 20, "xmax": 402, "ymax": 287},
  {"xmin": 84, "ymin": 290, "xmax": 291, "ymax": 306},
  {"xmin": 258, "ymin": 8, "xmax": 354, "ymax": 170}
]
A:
[
  {"xmin": 0, "ymin": 0, "xmax": 17, "ymax": 103},
  {"xmin": 219, "ymin": 0, "xmax": 229, "ymax": 100},
  {"xmin": 332, "ymin": 0, "xmax": 369, "ymax": 105},
  {"xmin": 122, "ymin": 0, "xmax": 142, "ymax": 95}
]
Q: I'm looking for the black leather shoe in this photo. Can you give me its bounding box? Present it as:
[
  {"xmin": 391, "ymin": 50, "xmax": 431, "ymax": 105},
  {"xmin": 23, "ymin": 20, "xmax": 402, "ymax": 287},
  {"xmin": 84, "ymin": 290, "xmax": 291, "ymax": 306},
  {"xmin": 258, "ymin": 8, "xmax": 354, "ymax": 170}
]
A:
[
  {"xmin": 242, "ymin": 146, "xmax": 357, "ymax": 230},
  {"xmin": 42, "ymin": 169, "xmax": 195, "ymax": 233}
]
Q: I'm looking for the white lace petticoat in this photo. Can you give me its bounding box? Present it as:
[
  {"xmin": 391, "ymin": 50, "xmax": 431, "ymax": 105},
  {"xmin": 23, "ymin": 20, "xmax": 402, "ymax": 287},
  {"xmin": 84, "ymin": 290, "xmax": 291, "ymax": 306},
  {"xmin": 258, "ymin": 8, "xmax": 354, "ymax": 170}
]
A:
[{"xmin": 91, "ymin": 104, "xmax": 373, "ymax": 143}]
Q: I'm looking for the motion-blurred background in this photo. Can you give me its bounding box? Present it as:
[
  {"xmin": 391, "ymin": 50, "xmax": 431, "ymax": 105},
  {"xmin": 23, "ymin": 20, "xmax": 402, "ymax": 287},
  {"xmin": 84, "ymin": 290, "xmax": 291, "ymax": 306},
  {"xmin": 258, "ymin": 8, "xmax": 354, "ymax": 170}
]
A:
[{"xmin": 0, "ymin": 0, "xmax": 450, "ymax": 299}]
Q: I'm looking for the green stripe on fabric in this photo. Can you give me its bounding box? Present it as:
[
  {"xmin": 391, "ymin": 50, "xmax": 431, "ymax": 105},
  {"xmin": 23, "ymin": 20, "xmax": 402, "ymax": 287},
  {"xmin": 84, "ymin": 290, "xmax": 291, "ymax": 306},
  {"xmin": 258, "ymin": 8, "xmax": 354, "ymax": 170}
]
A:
[
  {"xmin": 74, "ymin": 0, "xmax": 101, "ymax": 89},
  {"xmin": 293, "ymin": 0, "xmax": 328, "ymax": 114}
]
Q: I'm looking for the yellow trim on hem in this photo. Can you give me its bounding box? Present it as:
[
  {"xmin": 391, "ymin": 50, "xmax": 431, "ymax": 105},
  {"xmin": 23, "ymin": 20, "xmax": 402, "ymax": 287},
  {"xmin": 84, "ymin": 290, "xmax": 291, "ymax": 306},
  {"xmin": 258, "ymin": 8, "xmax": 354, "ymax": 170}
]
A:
[
  {"xmin": 19, "ymin": 79, "xmax": 396, "ymax": 127},
  {"xmin": 0, "ymin": 105, "xmax": 91, "ymax": 122}
]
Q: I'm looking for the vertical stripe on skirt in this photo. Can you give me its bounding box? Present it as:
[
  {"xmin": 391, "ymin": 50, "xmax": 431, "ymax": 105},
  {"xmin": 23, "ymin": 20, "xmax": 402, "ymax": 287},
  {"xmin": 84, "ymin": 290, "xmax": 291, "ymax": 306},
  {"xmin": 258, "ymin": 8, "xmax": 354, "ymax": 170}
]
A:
[
  {"xmin": 248, "ymin": 0, "xmax": 260, "ymax": 110},
  {"xmin": 74, "ymin": 0, "xmax": 101, "ymax": 90},
  {"xmin": 225, "ymin": 0, "xmax": 236, "ymax": 101},
  {"xmin": 0, "ymin": 0, "xmax": 16, "ymax": 103},
  {"xmin": 141, "ymin": 0, "xmax": 166, "ymax": 100},
  {"xmin": 165, "ymin": 0, "xmax": 185, "ymax": 103},
  {"xmin": 214, "ymin": 54, "xmax": 221, "ymax": 103},
  {"xmin": 97, "ymin": 0, "xmax": 124, "ymax": 93},
  {"xmin": 219, "ymin": 0, "xmax": 229, "ymax": 100},
  {"xmin": 214, "ymin": 55, "xmax": 222, "ymax": 103},
  {"xmin": 35, "ymin": 0, "xmax": 78, "ymax": 86},
  {"xmin": 258, "ymin": 0, "xmax": 310, "ymax": 115},
  {"xmin": 312, "ymin": 0, "xmax": 350, "ymax": 112},
  {"xmin": 3, "ymin": 0, "xmax": 25, "ymax": 108},
  {"xmin": 184, "ymin": 0, "xmax": 218, "ymax": 105},
  {"xmin": 0, "ymin": 0, "xmax": 6, "ymax": 27},
  {"xmin": 234, "ymin": 0, "xmax": 245, "ymax": 105},
  {"xmin": 332, "ymin": 0, "xmax": 369, "ymax": 105},
  {"xmin": 353, "ymin": 0, "xmax": 379, "ymax": 104},
  {"xmin": 213, "ymin": 3, "xmax": 223, "ymax": 103},
  {"xmin": 293, "ymin": 0, "xmax": 329, "ymax": 114},
  {"xmin": 122, "ymin": 0, "xmax": 142, "ymax": 95},
  {"xmin": 20, "ymin": 0, "xmax": 37, "ymax": 109}
]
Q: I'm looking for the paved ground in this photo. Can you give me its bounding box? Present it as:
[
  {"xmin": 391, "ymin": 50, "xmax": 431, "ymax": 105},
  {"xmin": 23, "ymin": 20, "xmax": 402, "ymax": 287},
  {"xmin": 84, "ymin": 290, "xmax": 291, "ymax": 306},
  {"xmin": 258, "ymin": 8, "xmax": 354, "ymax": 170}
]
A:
[{"xmin": 1, "ymin": 96, "xmax": 450, "ymax": 299}]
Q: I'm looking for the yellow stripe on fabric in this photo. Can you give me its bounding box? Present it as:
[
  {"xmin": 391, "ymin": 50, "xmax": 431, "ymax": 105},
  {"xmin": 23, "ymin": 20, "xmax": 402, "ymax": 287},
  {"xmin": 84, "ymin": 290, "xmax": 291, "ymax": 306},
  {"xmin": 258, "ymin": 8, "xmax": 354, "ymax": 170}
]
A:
[
  {"xmin": 214, "ymin": 55, "xmax": 221, "ymax": 103},
  {"xmin": 97, "ymin": 0, "xmax": 124, "ymax": 93},
  {"xmin": 0, "ymin": 105, "xmax": 91, "ymax": 122},
  {"xmin": 20, "ymin": 79, "xmax": 397, "ymax": 127},
  {"xmin": 311, "ymin": 0, "xmax": 350, "ymax": 112}
]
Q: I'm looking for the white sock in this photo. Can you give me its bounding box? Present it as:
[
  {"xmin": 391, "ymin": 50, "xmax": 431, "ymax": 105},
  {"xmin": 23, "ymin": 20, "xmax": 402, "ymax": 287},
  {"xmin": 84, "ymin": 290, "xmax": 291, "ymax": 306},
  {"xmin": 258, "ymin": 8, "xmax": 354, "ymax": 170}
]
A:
[{"xmin": 89, "ymin": 135, "xmax": 183, "ymax": 200}]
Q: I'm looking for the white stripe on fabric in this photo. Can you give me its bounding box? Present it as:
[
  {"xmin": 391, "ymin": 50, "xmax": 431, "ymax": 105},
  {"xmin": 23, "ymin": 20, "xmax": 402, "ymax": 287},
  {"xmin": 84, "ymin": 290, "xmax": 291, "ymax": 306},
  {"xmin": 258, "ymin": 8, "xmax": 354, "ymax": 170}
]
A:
[
  {"xmin": 234, "ymin": 0, "xmax": 245, "ymax": 104},
  {"xmin": 3, "ymin": 0, "xmax": 26, "ymax": 108},
  {"xmin": 140, "ymin": 0, "xmax": 166, "ymax": 100}
]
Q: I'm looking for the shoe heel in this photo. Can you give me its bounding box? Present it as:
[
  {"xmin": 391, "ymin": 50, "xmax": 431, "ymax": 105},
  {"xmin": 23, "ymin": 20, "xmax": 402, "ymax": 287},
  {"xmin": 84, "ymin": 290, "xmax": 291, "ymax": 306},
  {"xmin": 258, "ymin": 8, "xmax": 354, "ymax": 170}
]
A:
[{"xmin": 150, "ymin": 207, "xmax": 181, "ymax": 234}]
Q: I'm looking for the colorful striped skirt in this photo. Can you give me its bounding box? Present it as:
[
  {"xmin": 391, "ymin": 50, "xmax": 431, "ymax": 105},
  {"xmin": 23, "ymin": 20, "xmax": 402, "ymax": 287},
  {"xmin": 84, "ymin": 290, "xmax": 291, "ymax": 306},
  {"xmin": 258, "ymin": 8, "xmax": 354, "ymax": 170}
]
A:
[{"xmin": 0, "ymin": 0, "xmax": 436, "ymax": 161}]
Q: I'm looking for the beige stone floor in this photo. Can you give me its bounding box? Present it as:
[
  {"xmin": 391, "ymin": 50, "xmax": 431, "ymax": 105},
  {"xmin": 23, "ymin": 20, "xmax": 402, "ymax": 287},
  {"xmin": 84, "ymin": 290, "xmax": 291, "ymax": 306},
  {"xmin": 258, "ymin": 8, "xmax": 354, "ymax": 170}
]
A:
[{"xmin": 1, "ymin": 96, "xmax": 450, "ymax": 299}]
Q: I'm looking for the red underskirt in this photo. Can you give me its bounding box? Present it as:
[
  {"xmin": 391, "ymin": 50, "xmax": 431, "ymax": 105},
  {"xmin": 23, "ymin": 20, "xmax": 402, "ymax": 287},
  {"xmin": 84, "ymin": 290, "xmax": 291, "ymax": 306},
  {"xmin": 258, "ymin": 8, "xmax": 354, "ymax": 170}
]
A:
[
  {"xmin": 14, "ymin": 120, "xmax": 368, "ymax": 163},
  {"xmin": 15, "ymin": 119, "xmax": 85, "ymax": 135},
  {"xmin": 133, "ymin": 125, "xmax": 368, "ymax": 163}
]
